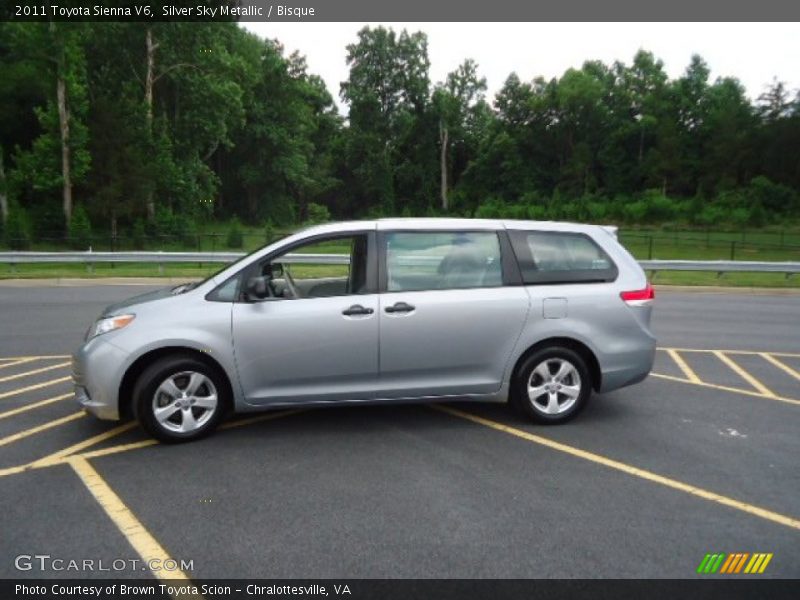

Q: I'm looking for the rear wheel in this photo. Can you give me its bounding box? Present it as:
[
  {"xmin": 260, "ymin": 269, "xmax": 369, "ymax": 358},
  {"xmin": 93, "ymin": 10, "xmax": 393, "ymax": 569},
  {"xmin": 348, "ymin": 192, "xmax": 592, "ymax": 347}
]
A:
[
  {"xmin": 134, "ymin": 355, "xmax": 228, "ymax": 442},
  {"xmin": 512, "ymin": 346, "xmax": 591, "ymax": 423}
]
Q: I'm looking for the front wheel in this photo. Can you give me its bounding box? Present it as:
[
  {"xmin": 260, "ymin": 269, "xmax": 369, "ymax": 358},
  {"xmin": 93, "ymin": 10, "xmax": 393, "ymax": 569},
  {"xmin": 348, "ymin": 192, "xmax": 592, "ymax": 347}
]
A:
[
  {"xmin": 511, "ymin": 347, "xmax": 592, "ymax": 424},
  {"xmin": 133, "ymin": 355, "xmax": 228, "ymax": 443}
]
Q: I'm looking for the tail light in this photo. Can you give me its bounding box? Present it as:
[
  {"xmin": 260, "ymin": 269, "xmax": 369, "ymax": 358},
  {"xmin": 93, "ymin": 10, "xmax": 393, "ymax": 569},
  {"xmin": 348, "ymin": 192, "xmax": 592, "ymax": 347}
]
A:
[{"xmin": 620, "ymin": 283, "xmax": 655, "ymax": 307}]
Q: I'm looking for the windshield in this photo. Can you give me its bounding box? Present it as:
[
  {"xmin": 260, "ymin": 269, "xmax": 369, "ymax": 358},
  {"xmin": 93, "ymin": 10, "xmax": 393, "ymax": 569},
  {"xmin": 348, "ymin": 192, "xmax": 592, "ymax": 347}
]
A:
[{"xmin": 172, "ymin": 233, "xmax": 293, "ymax": 293}]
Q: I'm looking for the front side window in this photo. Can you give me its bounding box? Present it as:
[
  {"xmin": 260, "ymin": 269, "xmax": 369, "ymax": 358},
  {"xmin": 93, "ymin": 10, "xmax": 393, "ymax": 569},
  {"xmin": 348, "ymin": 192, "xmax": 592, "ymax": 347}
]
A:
[
  {"xmin": 509, "ymin": 230, "xmax": 618, "ymax": 284},
  {"xmin": 385, "ymin": 231, "xmax": 503, "ymax": 292},
  {"xmin": 260, "ymin": 234, "xmax": 369, "ymax": 299}
]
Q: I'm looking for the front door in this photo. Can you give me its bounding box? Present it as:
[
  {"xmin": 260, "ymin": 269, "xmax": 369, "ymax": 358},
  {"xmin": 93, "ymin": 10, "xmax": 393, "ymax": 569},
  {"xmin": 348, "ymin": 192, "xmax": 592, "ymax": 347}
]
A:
[{"xmin": 232, "ymin": 232, "xmax": 379, "ymax": 405}]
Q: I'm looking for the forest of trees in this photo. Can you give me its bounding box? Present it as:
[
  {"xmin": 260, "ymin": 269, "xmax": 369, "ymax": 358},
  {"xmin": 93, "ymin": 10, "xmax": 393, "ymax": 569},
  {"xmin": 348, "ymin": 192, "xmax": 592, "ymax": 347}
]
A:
[{"xmin": 1, "ymin": 22, "xmax": 799, "ymax": 248}]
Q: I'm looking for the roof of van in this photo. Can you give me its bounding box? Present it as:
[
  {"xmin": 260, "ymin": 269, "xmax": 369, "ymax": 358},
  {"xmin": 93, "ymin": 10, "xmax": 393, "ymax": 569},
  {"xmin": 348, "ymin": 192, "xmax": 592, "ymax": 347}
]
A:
[{"xmin": 297, "ymin": 218, "xmax": 617, "ymax": 238}]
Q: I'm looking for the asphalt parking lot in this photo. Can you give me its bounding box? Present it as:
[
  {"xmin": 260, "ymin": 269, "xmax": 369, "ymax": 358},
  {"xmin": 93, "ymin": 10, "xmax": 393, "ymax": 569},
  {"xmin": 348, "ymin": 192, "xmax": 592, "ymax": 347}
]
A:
[{"xmin": 0, "ymin": 283, "xmax": 797, "ymax": 580}]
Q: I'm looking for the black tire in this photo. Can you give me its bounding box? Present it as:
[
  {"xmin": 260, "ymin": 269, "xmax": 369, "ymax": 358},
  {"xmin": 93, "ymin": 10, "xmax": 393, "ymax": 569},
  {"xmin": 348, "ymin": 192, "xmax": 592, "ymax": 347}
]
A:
[
  {"xmin": 133, "ymin": 354, "xmax": 229, "ymax": 443},
  {"xmin": 511, "ymin": 346, "xmax": 592, "ymax": 424}
]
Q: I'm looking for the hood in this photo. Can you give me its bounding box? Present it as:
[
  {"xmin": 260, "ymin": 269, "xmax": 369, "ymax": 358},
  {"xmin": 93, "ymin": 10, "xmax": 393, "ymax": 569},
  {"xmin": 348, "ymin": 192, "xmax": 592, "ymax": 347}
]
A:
[{"xmin": 102, "ymin": 285, "xmax": 190, "ymax": 315}]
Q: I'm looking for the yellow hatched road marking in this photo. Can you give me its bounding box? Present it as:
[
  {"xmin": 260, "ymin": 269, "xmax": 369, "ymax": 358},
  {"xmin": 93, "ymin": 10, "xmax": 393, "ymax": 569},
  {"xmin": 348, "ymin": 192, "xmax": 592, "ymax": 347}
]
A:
[
  {"xmin": 0, "ymin": 408, "xmax": 304, "ymax": 479},
  {"xmin": 0, "ymin": 358, "xmax": 38, "ymax": 371},
  {"xmin": 0, "ymin": 393, "xmax": 71, "ymax": 420},
  {"xmin": 32, "ymin": 422, "xmax": 138, "ymax": 467},
  {"xmin": 0, "ymin": 376, "xmax": 71, "ymax": 400},
  {"xmin": 659, "ymin": 348, "xmax": 800, "ymax": 358},
  {"xmin": 432, "ymin": 404, "xmax": 800, "ymax": 531},
  {"xmin": 0, "ymin": 361, "xmax": 70, "ymax": 384},
  {"xmin": 666, "ymin": 349, "xmax": 702, "ymax": 384},
  {"xmin": 0, "ymin": 412, "xmax": 84, "ymax": 448},
  {"xmin": 68, "ymin": 456, "xmax": 199, "ymax": 594},
  {"xmin": 713, "ymin": 351, "xmax": 776, "ymax": 397},
  {"xmin": 761, "ymin": 353, "xmax": 800, "ymax": 382},
  {"xmin": 650, "ymin": 373, "xmax": 800, "ymax": 406}
]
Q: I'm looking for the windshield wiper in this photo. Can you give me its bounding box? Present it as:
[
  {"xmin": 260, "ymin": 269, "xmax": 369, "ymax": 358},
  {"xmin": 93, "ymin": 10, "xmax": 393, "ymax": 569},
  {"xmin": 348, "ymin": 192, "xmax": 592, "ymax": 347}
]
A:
[{"xmin": 171, "ymin": 282, "xmax": 199, "ymax": 295}]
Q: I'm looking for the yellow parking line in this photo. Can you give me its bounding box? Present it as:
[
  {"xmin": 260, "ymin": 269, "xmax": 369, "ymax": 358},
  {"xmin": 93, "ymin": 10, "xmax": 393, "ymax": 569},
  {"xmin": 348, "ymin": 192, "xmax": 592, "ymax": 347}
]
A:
[
  {"xmin": 221, "ymin": 408, "xmax": 307, "ymax": 430},
  {"xmin": 0, "ymin": 376, "xmax": 71, "ymax": 400},
  {"xmin": 432, "ymin": 404, "xmax": 800, "ymax": 531},
  {"xmin": 80, "ymin": 439, "xmax": 159, "ymax": 460},
  {"xmin": 0, "ymin": 464, "xmax": 29, "ymax": 478},
  {"xmin": 666, "ymin": 349, "xmax": 702, "ymax": 384},
  {"xmin": 0, "ymin": 393, "xmax": 71, "ymax": 420},
  {"xmin": 0, "ymin": 411, "xmax": 84, "ymax": 449},
  {"xmin": 713, "ymin": 351, "xmax": 776, "ymax": 397},
  {"xmin": 761, "ymin": 353, "xmax": 800, "ymax": 382},
  {"xmin": 0, "ymin": 438, "xmax": 159, "ymax": 480},
  {"xmin": 0, "ymin": 358, "xmax": 38, "ymax": 371},
  {"xmin": 651, "ymin": 373, "xmax": 800, "ymax": 407},
  {"xmin": 0, "ymin": 361, "xmax": 70, "ymax": 384},
  {"xmin": 32, "ymin": 422, "xmax": 138, "ymax": 467},
  {"xmin": 68, "ymin": 456, "xmax": 196, "ymax": 586}
]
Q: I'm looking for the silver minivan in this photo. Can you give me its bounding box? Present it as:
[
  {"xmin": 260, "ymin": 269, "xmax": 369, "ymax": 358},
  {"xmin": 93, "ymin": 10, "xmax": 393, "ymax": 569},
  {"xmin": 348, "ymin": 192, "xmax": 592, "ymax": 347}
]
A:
[{"xmin": 73, "ymin": 219, "xmax": 656, "ymax": 442}]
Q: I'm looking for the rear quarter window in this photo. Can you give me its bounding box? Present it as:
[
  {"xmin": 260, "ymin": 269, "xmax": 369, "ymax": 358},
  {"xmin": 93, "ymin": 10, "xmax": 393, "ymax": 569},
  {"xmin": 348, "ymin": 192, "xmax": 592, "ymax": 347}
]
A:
[{"xmin": 509, "ymin": 230, "xmax": 618, "ymax": 284}]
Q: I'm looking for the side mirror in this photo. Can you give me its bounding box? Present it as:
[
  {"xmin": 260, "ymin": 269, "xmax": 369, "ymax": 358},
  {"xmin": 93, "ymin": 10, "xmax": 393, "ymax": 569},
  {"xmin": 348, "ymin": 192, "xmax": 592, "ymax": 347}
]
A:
[{"xmin": 245, "ymin": 276, "xmax": 269, "ymax": 300}]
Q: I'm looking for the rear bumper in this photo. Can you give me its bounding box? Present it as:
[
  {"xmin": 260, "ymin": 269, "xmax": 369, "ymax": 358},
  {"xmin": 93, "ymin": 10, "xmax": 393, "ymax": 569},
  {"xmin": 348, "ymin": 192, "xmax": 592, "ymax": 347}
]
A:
[
  {"xmin": 598, "ymin": 337, "xmax": 657, "ymax": 393},
  {"xmin": 72, "ymin": 338, "xmax": 129, "ymax": 421}
]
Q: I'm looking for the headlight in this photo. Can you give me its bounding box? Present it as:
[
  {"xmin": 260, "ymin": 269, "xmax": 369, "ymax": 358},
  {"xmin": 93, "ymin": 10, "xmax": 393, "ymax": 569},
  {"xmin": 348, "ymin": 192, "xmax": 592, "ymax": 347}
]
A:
[{"xmin": 87, "ymin": 314, "xmax": 135, "ymax": 340}]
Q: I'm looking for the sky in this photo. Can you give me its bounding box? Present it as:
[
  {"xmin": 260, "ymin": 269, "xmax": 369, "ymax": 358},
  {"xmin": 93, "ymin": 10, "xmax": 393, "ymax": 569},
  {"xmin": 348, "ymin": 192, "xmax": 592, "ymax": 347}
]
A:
[{"xmin": 242, "ymin": 22, "xmax": 800, "ymax": 112}]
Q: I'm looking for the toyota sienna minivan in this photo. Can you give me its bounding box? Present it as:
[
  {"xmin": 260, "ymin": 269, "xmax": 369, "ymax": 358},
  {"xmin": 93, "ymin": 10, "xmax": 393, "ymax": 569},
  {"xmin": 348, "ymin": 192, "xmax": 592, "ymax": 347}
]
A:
[{"xmin": 73, "ymin": 219, "xmax": 656, "ymax": 442}]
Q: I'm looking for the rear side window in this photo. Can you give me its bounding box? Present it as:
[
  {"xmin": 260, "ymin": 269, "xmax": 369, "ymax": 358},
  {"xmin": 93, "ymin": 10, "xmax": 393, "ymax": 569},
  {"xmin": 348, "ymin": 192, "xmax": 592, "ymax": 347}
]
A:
[
  {"xmin": 509, "ymin": 230, "xmax": 618, "ymax": 284},
  {"xmin": 385, "ymin": 231, "xmax": 503, "ymax": 292}
]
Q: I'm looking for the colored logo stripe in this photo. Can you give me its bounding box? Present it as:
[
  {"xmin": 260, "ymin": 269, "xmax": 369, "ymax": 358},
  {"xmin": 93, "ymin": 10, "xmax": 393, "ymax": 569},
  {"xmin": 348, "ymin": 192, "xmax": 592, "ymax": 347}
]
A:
[
  {"xmin": 698, "ymin": 553, "xmax": 773, "ymax": 574},
  {"xmin": 697, "ymin": 553, "xmax": 726, "ymax": 573}
]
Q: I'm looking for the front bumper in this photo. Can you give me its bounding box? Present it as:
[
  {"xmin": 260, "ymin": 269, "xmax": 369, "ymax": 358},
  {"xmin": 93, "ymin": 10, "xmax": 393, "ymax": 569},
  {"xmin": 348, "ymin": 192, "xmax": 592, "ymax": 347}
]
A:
[{"xmin": 72, "ymin": 337, "xmax": 130, "ymax": 421}]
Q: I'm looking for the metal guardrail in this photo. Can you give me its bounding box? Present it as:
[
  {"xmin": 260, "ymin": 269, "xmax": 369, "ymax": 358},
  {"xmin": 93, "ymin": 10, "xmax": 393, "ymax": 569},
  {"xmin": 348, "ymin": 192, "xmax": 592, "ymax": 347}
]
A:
[
  {"xmin": 639, "ymin": 260, "xmax": 800, "ymax": 277},
  {"xmin": 0, "ymin": 252, "xmax": 798, "ymax": 277},
  {"xmin": 0, "ymin": 252, "xmax": 346, "ymax": 274}
]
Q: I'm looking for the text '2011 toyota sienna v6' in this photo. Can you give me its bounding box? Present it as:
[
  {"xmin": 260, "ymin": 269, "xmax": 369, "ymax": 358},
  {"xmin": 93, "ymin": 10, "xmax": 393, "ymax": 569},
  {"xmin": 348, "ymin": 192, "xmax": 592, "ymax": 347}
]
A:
[{"xmin": 73, "ymin": 219, "xmax": 656, "ymax": 442}]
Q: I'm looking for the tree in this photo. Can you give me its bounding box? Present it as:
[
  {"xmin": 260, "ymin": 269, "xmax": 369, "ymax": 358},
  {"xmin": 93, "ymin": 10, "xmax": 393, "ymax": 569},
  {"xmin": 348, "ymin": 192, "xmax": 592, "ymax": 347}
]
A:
[
  {"xmin": 0, "ymin": 147, "xmax": 6, "ymax": 224},
  {"xmin": 757, "ymin": 79, "xmax": 792, "ymax": 123},
  {"xmin": 340, "ymin": 26, "xmax": 431, "ymax": 214},
  {"xmin": 433, "ymin": 59, "xmax": 487, "ymax": 210},
  {"xmin": 7, "ymin": 23, "xmax": 90, "ymax": 232}
]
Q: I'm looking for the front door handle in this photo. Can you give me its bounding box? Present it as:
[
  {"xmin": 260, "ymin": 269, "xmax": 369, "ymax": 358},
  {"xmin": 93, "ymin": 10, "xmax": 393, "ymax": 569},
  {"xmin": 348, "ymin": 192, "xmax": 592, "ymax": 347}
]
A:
[
  {"xmin": 385, "ymin": 302, "xmax": 415, "ymax": 314},
  {"xmin": 342, "ymin": 304, "xmax": 374, "ymax": 316}
]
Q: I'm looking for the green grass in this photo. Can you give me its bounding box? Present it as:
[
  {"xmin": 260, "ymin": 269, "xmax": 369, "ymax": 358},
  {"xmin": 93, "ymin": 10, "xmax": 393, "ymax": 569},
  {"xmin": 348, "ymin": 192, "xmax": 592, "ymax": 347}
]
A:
[{"xmin": 619, "ymin": 234, "xmax": 800, "ymax": 262}]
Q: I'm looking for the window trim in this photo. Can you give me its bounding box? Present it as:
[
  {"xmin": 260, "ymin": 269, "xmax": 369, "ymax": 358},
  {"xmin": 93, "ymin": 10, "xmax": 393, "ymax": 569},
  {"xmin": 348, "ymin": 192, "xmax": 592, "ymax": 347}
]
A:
[
  {"xmin": 377, "ymin": 229, "xmax": 517, "ymax": 294},
  {"xmin": 206, "ymin": 230, "xmax": 378, "ymax": 303},
  {"xmin": 508, "ymin": 229, "xmax": 619, "ymax": 285}
]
